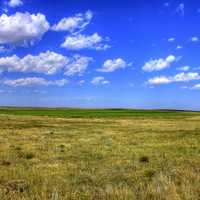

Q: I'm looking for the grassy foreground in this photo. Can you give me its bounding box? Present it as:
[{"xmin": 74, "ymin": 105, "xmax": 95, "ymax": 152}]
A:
[{"xmin": 0, "ymin": 108, "xmax": 200, "ymax": 199}]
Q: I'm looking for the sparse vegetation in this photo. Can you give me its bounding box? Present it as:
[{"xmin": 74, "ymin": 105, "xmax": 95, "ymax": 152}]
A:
[
  {"xmin": 24, "ymin": 152, "xmax": 35, "ymax": 160},
  {"xmin": 139, "ymin": 155, "xmax": 149, "ymax": 163},
  {"xmin": 0, "ymin": 108, "xmax": 200, "ymax": 199}
]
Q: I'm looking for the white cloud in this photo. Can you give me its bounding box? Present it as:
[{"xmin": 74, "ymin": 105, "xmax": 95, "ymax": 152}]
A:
[
  {"xmin": 78, "ymin": 80, "xmax": 85, "ymax": 86},
  {"xmin": 142, "ymin": 55, "xmax": 176, "ymax": 72},
  {"xmin": 173, "ymin": 72, "xmax": 200, "ymax": 82},
  {"xmin": 176, "ymin": 3, "xmax": 184, "ymax": 16},
  {"xmin": 8, "ymin": 0, "xmax": 23, "ymax": 7},
  {"xmin": 148, "ymin": 76, "xmax": 172, "ymax": 85},
  {"xmin": 91, "ymin": 76, "xmax": 110, "ymax": 85},
  {"xmin": 1, "ymin": 77, "xmax": 68, "ymax": 87},
  {"xmin": 52, "ymin": 10, "xmax": 92, "ymax": 33},
  {"xmin": 177, "ymin": 66, "xmax": 190, "ymax": 71},
  {"xmin": 192, "ymin": 84, "xmax": 200, "ymax": 90},
  {"xmin": 168, "ymin": 38, "xmax": 175, "ymax": 42},
  {"xmin": 182, "ymin": 83, "xmax": 200, "ymax": 90},
  {"xmin": 61, "ymin": 33, "xmax": 110, "ymax": 50},
  {"xmin": 190, "ymin": 36, "xmax": 199, "ymax": 42},
  {"xmin": 64, "ymin": 55, "xmax": 92, "ymax": 76},
  {"xmin": 0, "ymin": 51, "xmax": 93, "ymax": 76},
  {"xmin": 147, "ymin": 72, "xmax": 200, "ymax": 85},
  {"xmin": 176, "ymin": 45, "xmax": 183, "ymax": 50},
  {"xmin": 97, "ymin": 58, "xmax": 130, "ymax": 72},
  {"xmin": 0, "ymin": 51, "xmax": 69, "ymax": 75},
  {"xmin": 0, "ymin": 12, "xmax": 49, "ymax": 45}
]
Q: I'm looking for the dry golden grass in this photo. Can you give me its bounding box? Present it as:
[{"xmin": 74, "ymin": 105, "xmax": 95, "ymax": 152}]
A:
[{"xmin": 0, "ymin": 113, "xmax": 200, "ymax": 199}]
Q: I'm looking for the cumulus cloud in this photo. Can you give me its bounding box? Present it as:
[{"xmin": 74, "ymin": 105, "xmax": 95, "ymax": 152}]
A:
[
  {"xmin": 147, "ymin": 72, "xmax": 200, "ymax": 85},
  {"xmin": 148, "ymin": 76, "xmax": 172, "ymax": 85},
  {"xmin": 191, "ymin": 84, "xmax": 200, "ymax": 90},
  {"xmin": 1, "ymin": 77, "xmax": 68, "ymax": 87},
  {"xmin": 0, "ymin": 12, "xmax": 49, "ymax": 45},
  {"xmin": 168, "ymin": 38, "xmax": 175, "ymax": 42},
  {"xmin": 173, "ymin": 72, "xmax": 200, "ymax": 82},
  {"xmin": 91, "ymin": 76, "xmax": 110, "ymax": 85},
  {"xmin": 64, "ymin": 55, "xmax": 92, "ymax": 76},
  {"xmin": 190, "ymin": 36, "xmax": 199, "ymax": 42},
  {"xmin": 177, "ymin": 66, "xmax": 190, "ymax": 71},
  {"xmin": 78, "ymin": 80, "xmax": 85, "ymax": 86},
  {"xmin": 0, "ymin": 51, "xmax": 69, "ymax": 75},
  {"xmin": 0, "ymin": 51, "xmax": 93, "ymax": 76},
  {"xmin": 54, "ymin": 10, "xmax": 110, "ymax": 51},
  {"xmin": 8, "ymin": 0, "xmax": 23, "ymax": 7},
  {"xmin": 142, "ymin": 55, "xmax": 176, "ymax": 72},
  {"xmin": 176, "ymin": 45, "xmax": 183, "ymax": 50},
  {"xmin": 52, "ymin": 10, "xmax": 92, "ymax": 33},
  {"xmin": 182, "ymin": 83, "xmax": 200, "ymax": 90},
  {"xmin": 61, "ymin": 33, "xmax": 110, "ymax": 50},
  {"xmin": 97, "ymin": 58, "xmax": 131, "ymax": 72}
]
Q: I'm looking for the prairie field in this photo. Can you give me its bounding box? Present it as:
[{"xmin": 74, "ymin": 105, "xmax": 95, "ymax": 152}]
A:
[{"xmin": 0, "ymin": 108, "xmax": 200, "ymax": 200}]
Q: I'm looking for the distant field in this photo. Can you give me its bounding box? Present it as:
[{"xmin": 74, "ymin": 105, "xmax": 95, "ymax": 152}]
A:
[
  {"xmin": 0, "ymin": 107, "xmax": 198, "ymax": 118},
  {"xmin": 0, "ymin": 108, "xmax": 200, "ymax": 199}
]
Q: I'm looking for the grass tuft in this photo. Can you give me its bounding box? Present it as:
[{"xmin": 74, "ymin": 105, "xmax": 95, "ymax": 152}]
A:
[
  {"xmin": 139, "ymin": 156, "xmax": 149, "ymax": 163},
  {"xmin": 24, "ymin": 152, "xmax": 35, "ymax": 160}
]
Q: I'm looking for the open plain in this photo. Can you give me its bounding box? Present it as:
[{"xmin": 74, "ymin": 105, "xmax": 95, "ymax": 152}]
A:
[{"xmin": 0, "ymin": 108, "xmax": 200, "ymax": 199}]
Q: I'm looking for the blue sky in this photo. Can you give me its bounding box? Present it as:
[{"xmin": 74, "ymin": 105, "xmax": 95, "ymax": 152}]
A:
[{"xmin": 0, "ymin": 0, "xmax": 200, "ymax": 109}]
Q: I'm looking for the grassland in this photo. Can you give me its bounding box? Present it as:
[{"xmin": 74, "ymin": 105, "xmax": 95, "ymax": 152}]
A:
[{"xmin": 0, "ymin": 108, "xmax": 200, "ymax": 199}]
